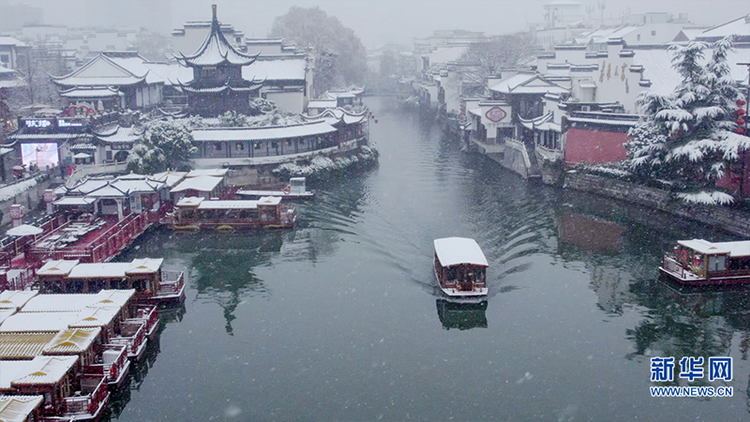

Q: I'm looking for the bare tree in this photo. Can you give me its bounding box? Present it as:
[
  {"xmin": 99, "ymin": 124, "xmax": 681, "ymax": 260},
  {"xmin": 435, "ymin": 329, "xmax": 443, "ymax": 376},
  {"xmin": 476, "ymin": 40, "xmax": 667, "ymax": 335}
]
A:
[
  {"xmin": 270, "ymin": 6, "xmax": 367, "ymax": 96},
  {"xmin": 458, "ymin": 32, "xmax": 537, "ymax": 93},
  {"xmin": 20, "ymin": 43, "xmax": 69, "ymax": 106}
]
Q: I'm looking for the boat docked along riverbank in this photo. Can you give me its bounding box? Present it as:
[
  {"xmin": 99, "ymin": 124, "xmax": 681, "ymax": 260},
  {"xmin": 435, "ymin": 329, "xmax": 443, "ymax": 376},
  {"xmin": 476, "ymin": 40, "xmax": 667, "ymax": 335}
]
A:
[
  {"xmin": 660, "ymin": 239, "xmax": 750, "ymax": 285},
  {"xmin": 433, "ymin": 237, "xmax": 489, "ymax": 301},
  {"xmin": 167, "ymin": 196, "xmax": 296, "ymax": 230},
  {"xmin": 236, "ymin": 177, "xmax": 315, "ymax": 200}
]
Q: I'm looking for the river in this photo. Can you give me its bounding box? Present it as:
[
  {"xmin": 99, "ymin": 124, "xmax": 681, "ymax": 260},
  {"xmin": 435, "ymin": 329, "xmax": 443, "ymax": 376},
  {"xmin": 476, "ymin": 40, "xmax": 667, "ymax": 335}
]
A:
[{"xmin": 114, "ymin": 96, "xmax": 750, "ymax": 421}]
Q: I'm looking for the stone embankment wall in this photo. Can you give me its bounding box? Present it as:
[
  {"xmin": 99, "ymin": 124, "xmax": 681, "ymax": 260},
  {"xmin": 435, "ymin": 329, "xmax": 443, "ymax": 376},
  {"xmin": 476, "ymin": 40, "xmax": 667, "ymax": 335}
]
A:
[
  {"xmin": 0, "ymin": 177, "xmax": 53, "ymax": 227},
  {"xmin": 564, "ymin": 172, "xmax": 750, "ymax": 237}
]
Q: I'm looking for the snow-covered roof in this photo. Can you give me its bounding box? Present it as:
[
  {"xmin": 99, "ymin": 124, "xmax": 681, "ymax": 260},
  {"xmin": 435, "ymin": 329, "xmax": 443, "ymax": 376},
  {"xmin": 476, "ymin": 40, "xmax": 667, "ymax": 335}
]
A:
[
  {"xmin": 192, "ymin": 121, "xmax": 336, "ymax": 142},
  {"xmin": 62, "ymin": 260, "xmax": 162, "ymax": 279},
  {"xmin": 53, "ymin": 196, "xmax": 96, "ymax": 206},
  {"xmin": 490, "ymin": 73, "xmax": 569, "ymax": 95},
  {"xmin": 423, "ymin": 46, "xmax": 469, "ymax": 67},
  {"xmin": 0, "ymin": 291, "xmax": 38, "ymax": 310},
  {"xmin": 197, "ymin": 200, "xmax": 260, "ymax": 210},
  {"xmin": 307, "ymin": 99, "xmax": 337, "ymax": 109},
  {"xmin": 44, "ymin": 328, "xmax": 100, "ymax": 354},
  {"xmin": 633, "ymin": 47, "xmax": 750, "ymax": 96},
  {"xmin": 0, "ymin": 395, "xmax": 44, "ymax": 422},
  {"xmin": 696, "ymin": 14, "xmax": 750, "ymax": 41},
  {"xmin": 20, "ymin": 290, "xmax": 134, "ymax": 312},
  {"xmin": 59, "ymin": 86, "xmax": 123, "ymax": 98},
  {"xmin": 243, "ymin": 58, "xmax": 307, "ymax": 81},
  {"xmin": 304, "ymin": 108, "xmax": 368, "ymax": 126},
  {"xmin": 434, "ymin": 237, "xmax": 489, "ymax": 267},
  {"xmin": 94, "ymin": 125, "xmax": 142, "ymax": 143},
  {"xmin": 0, "ymin": 312, "xmax": 79, "ymax": 332},
  {"xmin": 0, "ymin": 332, "xmax": 57, "ymax": 359},
  {"xmin": 678, "ymin": 239, "xmax": 750, "ymax": 257},
  {"xmin": 68, "ymin": 307, "xmax": 121, "ymax": 328},
  {"xmin": 0, "ymin": 37, "xmax": 27, "ymax": 47},
  {"xmin": 0, "ymin": 356, "xmax": 77, "ymax": 387},
  {"xmin": 36, "ymin": 259, "xmax": 81, "ymax": 277},
  {"xmin": 52, "ymin": 52, "xmax": 148, "ymax": 87},
  {"xmin": 141, "ymin": 61, "xmax": 194, "ymax": 86},
  {"xmin": 0, "ymin": 308, "xmax": 15, "ymax": 325},
  {"xmin": 186, "ymin": 168, "xmax": 228, "ymax": 178},
  {"xmin": 151, "ymin": 170, "xmax": 187, "ymax": 187},
  {"xmin": 170, "ymin": 175, "xmax": 223, "ymax": 193},
  {"xmin": 176, "ymin": 6, "xmax": 257, "ymax": 67}
]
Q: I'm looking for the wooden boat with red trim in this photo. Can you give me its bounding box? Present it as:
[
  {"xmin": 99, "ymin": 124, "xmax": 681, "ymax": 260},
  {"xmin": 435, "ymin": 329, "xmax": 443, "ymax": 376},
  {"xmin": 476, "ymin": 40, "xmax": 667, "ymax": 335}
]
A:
[
  {"xmin": 433, "ymin": 237, "xmax": 488, "ymax": 301},
  {"xmin": 660, "ymin": 239, "xmax": 750, "ymax": 285},
  {"xmin": 168, "ymin": 196, "xmax": 297, "ymax": 230}
]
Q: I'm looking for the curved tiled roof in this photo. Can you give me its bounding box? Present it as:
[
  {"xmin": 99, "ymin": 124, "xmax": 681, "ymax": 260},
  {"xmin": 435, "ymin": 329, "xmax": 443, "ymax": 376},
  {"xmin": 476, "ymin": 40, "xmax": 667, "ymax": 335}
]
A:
[{"xmin": 176, "ymin": 5, "xmax": 257, "ymax": 67}]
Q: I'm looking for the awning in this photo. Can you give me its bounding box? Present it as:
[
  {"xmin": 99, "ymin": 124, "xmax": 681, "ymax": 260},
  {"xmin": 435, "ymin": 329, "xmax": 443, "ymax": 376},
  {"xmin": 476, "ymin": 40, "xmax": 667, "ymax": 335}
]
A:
[
  {"xmin": 6, "ymin": 224, "xmax": 43, "ymax": 237},
  {"xmin": 73, "ymin": 153, "xmax": 91, "ymax": 159}
]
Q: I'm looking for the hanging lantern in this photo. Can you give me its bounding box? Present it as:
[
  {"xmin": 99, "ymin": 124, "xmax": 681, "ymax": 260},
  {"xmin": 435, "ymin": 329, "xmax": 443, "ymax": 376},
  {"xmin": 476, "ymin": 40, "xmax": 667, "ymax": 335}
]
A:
[
  {"xmin": 737, "ymin": 127, "xmax": 746, "ymax": 135},
  {"xmin": 674, "ymin": 246, "xmax": 679, "ymax": 255},
  {"xmin": 737, "ymin": 118, "xmax": 747, "ymax": 126},
  {"xmin": 694, "ymin": 255, "xmax": 702, "ymax": 268},
  {"xmin": 738, "ymin": 99, "xmax": 747, "ymax": 106},
  {"xmin": 736, "ymin": 109, "xmax": 747, "ymax": 116}
]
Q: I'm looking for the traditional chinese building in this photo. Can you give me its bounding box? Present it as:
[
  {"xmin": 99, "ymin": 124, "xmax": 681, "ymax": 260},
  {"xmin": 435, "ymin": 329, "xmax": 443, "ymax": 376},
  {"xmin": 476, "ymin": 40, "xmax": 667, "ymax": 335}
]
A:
[{"xmin": 174, "ymin": 5, "xmax": 262, "ymax": 116}]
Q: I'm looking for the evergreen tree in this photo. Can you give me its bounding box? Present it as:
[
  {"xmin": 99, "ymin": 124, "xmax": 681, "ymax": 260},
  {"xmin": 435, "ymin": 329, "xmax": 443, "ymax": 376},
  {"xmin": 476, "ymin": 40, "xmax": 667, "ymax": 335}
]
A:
[
  {"xmin": 127, "ymin": 120, "xmax": 196, "ymax": 174},
  {"xmin": 626, "ymin": 36, "xmax": 747, "ymax": 205}
]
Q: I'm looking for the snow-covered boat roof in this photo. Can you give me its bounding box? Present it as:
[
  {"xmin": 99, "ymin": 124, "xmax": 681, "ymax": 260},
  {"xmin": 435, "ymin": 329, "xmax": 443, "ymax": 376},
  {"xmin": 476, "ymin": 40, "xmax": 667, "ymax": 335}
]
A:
[
  {"xmin": 68, "ymin": 260, "xmax": 163, "ymax": 279},
  {"xmin": 0, "ymin": 308, "xmax": 15, "ymax": 325},
  {"xmin": 20, "ymin": 290, "xmax": 135, "ymax": 312},
  {"xmin": 0, "ymin": 291, "xmax": 39, "ymax": 310},
  {"xmin": 36, "ymin": 259, "xmax": 80, "ymax": 277},
  {"xmin": 678, "ymin": 239, "xmax": 750, "ymax": 257},
  {"xmin": 44, "ymin": 328, "xmax": 101, "ymax": 354},
  {"xmin": 0, "ymin": 312, "xmax": 80, "ymax": 332},
  {"xmin": 0, "ymin": 395, "xmax": 44, "ymax": 422},
  {"xmin": 0, "ymin": 332, "xmax": 57, "ymax": 359},
  {"xmin": 170, "ymin": 175, "xmax": 223, "ymax": 193},
  {"xmin": 191, "ymin": 121, "xmax": 336, "ymax": 142},
  {"xmin": 176, "ymin": 196, "xmax": 281, "ymax": 209},
  {"xmin": 434, "ymin": 237, "xmax": 489, "ymax": 267},
  {"xmin": 0, "ymin": 356, "xmax": 77, "ymax": 387},
  {"xmin": 68, "ymin": 307, "xmax": 121, "ymax": 328}
]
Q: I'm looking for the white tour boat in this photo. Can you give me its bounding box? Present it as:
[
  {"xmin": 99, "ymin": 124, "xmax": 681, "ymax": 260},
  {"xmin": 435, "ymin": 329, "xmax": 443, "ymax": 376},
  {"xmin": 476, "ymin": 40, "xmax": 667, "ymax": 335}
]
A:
[{"xmin": 433, "ymin": 237, "xmax": 489, "ymax": 300}]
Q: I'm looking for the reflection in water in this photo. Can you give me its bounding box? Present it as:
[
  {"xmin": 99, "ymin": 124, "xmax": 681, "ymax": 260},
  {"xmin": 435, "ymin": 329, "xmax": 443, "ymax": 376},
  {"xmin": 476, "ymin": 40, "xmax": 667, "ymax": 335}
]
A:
[
  {"xmin": 436, "ymin": 299, "xmax": 488, "ymax": 330},
  {"xmin": 558, "ymin": 213, "xmax": 626, "ymax": 253},
  {"xmin": 109, "ymin": 97, "xmax": 750, "ymax": 421}
]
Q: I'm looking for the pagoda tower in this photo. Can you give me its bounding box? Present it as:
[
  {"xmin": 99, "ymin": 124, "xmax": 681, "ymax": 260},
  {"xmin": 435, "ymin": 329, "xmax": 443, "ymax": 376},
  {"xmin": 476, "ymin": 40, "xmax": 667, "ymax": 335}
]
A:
[{"xmin": 175, "ymin": 4, "xmax": 262, "ymax": 116}]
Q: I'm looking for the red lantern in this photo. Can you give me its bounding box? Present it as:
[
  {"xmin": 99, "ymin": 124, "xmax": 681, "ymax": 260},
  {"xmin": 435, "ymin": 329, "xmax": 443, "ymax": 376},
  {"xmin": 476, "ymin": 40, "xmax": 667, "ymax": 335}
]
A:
[
  {"xmin": 737, "ymin": 127, "xmax": 746, "ymax": 135},
  {"xmin": 738, "ymin": 118, "xmax": 747, "ymax": 126},
  {"xmin": 738, "ymin": 99, "xmax": 747, "ymax": 106},
  {"xmin": 674, "ymin": 246, "xmax": 680, "ymax": 255},
  {"xmin": 736, "ymin": 109, "xmax": 747, "ymax": 116},
  {"xmin": 694, "ymin": 255, "xmax": 702, "ymax": 267}
]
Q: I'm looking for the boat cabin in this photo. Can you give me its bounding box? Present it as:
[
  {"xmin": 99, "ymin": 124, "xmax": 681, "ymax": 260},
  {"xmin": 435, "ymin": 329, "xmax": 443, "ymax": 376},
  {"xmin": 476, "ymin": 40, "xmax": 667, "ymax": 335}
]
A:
[
  {"xmin": 36, "ymin": 259, "xmax": 185, "ymax": 304},
  {"xmin": 0, "ymin": 356, "xmax": 109, "ymax": 420},
  {"xmin": 433, "ymin": 237, "xmax": 488, "ymax": 298},
  {"xmin": 662, "ymin": 239, "xmax": 750, "ymax": 285},
  {"xmin": 172, "ymin": 196, "xmax": 297, "ymax": 229}
]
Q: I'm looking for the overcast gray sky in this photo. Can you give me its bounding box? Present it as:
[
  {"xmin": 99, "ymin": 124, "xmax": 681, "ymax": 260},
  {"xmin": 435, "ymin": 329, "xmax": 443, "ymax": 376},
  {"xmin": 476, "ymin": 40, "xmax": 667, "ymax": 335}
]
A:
[{"xmin": 6, "ymin": 0, "xmax": 750, "ymax": 48}]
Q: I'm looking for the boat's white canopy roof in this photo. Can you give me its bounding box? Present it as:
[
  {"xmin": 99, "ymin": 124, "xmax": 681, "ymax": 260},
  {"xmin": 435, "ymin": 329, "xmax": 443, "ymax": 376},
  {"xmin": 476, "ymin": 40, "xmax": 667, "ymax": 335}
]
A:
[
  {"xmin": 0, "ymin": 395, "xmax": 44, "ymax": 422},
  {"xmin": 0, "ymin": 356, "xmax": 77, "ymax": 388},
  {"xmin": 21, "ymin": 290, "xmax": 134, "ymax": 312},
  {"xmin": 0, "ymin": 291, "xmax": 38, "ymax": 310},
  {"xmin": 434, "ymin": 237, "xmax": 488, "ymax": 267},
  {"xmin": 678, "ymin": 239, "xmax": 750, "ymax": 257}
]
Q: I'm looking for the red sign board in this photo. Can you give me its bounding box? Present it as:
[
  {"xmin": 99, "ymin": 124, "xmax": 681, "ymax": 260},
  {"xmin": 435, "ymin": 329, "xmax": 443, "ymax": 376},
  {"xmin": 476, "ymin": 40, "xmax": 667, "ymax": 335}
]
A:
[{"xmin": 485, "ymin": 106, "xmax": 507, "ymax": 123}]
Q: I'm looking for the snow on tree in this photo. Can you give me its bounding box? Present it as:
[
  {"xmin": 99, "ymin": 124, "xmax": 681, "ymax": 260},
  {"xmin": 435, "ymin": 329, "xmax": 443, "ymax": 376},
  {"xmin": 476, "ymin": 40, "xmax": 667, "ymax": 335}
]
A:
[
  {"xmin": 625, "ymin": 36, "xmax": 748, "ymax": 205},
  {"xmin": 128, "ymin": 120, "xmax": 196, "ymax": 174},
  {"xmin": 270, "ymin": 6, "xmax": 367, "ymax": 96},
  {"xmin": 457, "ymin": 33, "xmax": 536, "ymax": 95}
]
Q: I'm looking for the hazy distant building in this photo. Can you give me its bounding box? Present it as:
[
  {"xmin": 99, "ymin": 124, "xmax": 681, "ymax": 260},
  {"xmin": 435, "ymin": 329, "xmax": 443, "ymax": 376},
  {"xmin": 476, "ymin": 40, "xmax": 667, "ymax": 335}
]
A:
[
  {"xmin": 0, "ymin": 3, "xmax": 42, "ymax": 32},
  {"xmin": 83, "ymin": 0, "xmax": 171, "ymax": 33}
]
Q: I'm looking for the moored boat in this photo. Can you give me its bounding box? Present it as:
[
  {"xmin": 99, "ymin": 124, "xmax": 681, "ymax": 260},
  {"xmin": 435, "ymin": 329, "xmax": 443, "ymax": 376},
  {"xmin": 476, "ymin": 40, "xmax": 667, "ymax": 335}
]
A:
[
  {"xmin": 168, "ymin": 196, "xmax": 296, "ymax": 230},
  {"xmin": 660, "ymin": 239, "xmax": 750, "ymax": 285},
  {"xmin": 433, "ymin": 237, "xmax": 488, "ymax": 301},
  {"xmin": 236, "ymin": 177, "xmax": 315, "ymax": 200}
]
